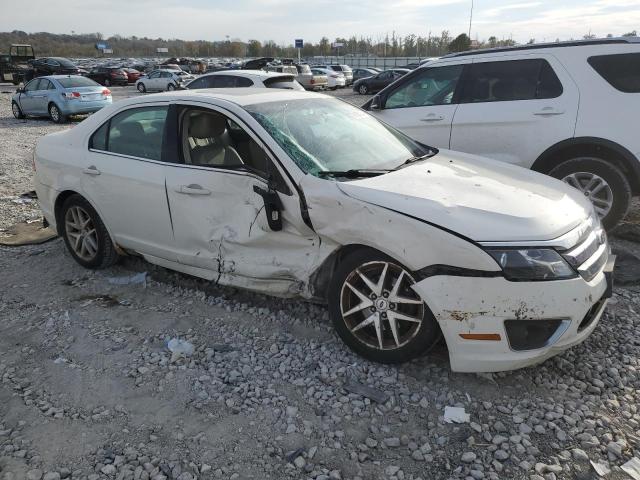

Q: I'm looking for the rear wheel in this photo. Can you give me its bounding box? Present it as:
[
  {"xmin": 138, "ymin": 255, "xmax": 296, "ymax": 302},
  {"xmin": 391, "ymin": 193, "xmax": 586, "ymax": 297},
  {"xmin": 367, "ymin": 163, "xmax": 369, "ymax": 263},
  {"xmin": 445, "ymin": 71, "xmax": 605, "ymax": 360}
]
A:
[
  {"xmin": 328, "ymin": 249, "xmax": 441, "ymax": 364},
  {"xmin": 137, "ymin": 82, "xmax": 146, "ymax": 93},
  {"xmin": 358, "ymin": 84, "xmax": 369, "ymax": 95},
  {"xmin": 167, "ymin": 83, "xmax": 175, "ymax": 91},
  {"xmin": 60, "ymin": 195, "xmax": 119, "ymax": 269},
  {"xmin": 11, "ymin": 101, "xmax": 24, "ymax": 119},
  {"xmin": 549, "ymin": 156, "xmax": 631, "ymax": 230},
  {"xmin": 48, "ymin": 103, "xmax": 66, "ymax": 124}
]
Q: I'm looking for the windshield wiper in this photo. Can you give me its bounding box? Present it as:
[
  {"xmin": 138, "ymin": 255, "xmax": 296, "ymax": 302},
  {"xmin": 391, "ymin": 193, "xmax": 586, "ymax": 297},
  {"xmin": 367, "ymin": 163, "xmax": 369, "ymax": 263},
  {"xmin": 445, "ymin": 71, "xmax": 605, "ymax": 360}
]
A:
[
  {"xmin": 318, "ymin": 169, "xmax": 392, "ymax": 179},
  {"xmin": 394, "ymin": 150, "xmax": 437, "ymax": 170}
]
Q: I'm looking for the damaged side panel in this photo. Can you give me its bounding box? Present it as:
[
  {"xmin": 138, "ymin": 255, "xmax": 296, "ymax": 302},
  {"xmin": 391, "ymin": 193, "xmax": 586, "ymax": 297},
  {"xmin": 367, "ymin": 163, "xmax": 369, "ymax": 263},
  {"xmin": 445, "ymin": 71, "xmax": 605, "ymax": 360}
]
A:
[{"xmin": 165, "ymin": 168, "xmax": 336, "ymax": 297}]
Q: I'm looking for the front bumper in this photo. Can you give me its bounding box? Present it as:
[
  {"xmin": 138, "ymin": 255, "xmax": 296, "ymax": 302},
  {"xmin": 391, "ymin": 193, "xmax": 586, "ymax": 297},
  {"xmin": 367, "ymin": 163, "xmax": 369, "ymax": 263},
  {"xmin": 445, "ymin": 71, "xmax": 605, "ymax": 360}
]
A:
[{"xmin": 412, "ymin": 258, "xmax": 614, "ymax": 372}]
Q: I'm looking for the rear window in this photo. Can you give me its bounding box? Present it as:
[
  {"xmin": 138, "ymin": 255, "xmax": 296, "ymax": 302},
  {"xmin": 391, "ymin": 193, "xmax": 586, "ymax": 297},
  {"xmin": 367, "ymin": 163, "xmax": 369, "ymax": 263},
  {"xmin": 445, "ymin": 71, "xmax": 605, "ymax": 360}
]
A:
[
  {"xmin": 296, "ymin": 64, "xmax": 311, "ymax": 74},
  {"xmin": 588, "ymin": 53, "xmax": 640, "ymax": 93},
  {"xmin": 461, "ymin": 59, "xmax": 563, "ymax": 103},
  {"xmin": 57, "ymin": 77, "xmax": 100, "ymax": 88},
  {"xmin": 263, "ymin": 76, "xmax": 304, "ymax": 91}
]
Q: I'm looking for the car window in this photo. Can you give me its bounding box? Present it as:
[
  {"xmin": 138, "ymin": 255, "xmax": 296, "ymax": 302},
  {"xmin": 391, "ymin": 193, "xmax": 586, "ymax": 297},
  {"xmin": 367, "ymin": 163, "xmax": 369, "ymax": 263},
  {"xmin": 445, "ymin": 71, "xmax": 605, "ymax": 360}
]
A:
[
  {"xmin": 385, "ymin": 65, "xmax": 464, "ymax": 109},
  {"xmin": 24, "ymin": 79, "xmax": 41, "ymax": 91},
  {"xmin": 179, "ymin": 107, "xmax": 285, "ymax": 184},
  {"xmin": 588, "ymin": 53, "xmax": 640, "ymax": 93},
  {"xmin": 148, "ymin": 71, "xmax": 160, "ymax": 79},
  {"xmin": 58, "ymin": 77, "xmax": 100, "ymax": 88},
  {"xmin": 378, "ymin": 72, "xmax": 392, "ymax": 80},
  {"xmin": 42, "ymin": 79, "xmax": 56, "ymax": 90},
  {"xmin": 160, "ymin": 72, "xmax": 172, "ymax": 78},
  {"xmin": 263, "ymin": 77, "xmax": 304, "ymax": 91},
  {"xmin": 460, "ymin": 59, "xmax": 562, "ymax": 103},
  {"xmin": 186, "ymin": 77, "xmax": 206, "ymax": 89},
  {"xmin": 89, "ymin": 106, "xmax": 168, "ymax": 161},
  {"xmin": 235, "ymin": 77, "xmax": 253, "ymax": 87}
]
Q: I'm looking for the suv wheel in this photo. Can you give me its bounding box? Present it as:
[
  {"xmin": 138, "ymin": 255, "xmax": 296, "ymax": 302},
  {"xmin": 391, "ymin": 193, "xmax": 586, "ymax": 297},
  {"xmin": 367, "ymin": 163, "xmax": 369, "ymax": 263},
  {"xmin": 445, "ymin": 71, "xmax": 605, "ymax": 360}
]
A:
[
  {"xmin": 48, "ymin": 103, "xmax": 66, "ymax": 124},
  {"xmin": 549, "ymin": 156, "xmax": 631, "ymax": 230},
  {"xmin": 60, "ymin": 194, "xmax": 119, "ymax": 269},
  {"xmin": 11, "ymin": 101, "xmax": 24, "ymax": 119},
  {"xmin": 358, "ymin": 84, "xmax": 369, "ymax": 95},
  {"xmin": 328, "ymin": 249, "xmax": 441, "ymax": 363}
]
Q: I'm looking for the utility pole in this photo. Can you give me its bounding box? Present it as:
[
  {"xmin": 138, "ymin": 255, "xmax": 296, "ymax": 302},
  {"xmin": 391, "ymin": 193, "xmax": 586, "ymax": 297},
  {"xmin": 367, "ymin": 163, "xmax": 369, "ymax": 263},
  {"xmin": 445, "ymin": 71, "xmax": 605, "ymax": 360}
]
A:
[{"xmin": 468, "ymin": 0, "xmax": 474, "ymax": 39}]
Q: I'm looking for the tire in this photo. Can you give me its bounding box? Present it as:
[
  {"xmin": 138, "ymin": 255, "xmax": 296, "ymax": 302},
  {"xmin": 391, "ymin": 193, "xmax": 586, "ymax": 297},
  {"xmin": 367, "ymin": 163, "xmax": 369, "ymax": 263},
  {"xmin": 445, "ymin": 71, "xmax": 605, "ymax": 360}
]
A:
[
  {"xmin": 358, "ymin": 84, "xmax": 369, "ymax": 95},
  {"xmin": 328, "ymin": 249, "xmax": 441, "ymax": 364},
  {"xmin": 137, "ymin": 82, "xmax": 146, "ymax": 93},
  {"xmin": 11, "ymin": 101, "xmax": 24, "ymax": 119},
  {"xmin": 167, "ymin": 83, "xmax": 175, "ymax": 91},
  {"xmin": 104, "ymin": 78, "xmax": 111, "ymax": 87},
  {"xmin": 549, "ymin": 156, "xmax": 631, "ymax": 230},
  {"xmin": 48, "ymin": 103, "xmax": 66, "ymax": 124},
  {"xmin": 60, "ymin": 194, "xmax": 119, "ymax": 269}
]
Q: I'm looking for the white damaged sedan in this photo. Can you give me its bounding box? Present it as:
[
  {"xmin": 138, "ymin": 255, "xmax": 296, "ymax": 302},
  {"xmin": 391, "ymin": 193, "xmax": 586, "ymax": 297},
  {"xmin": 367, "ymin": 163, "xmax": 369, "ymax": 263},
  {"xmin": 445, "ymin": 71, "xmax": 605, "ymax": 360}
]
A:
[{"xmin": 34, "ymin": 89, "xmax": 615, "ymax": 372}]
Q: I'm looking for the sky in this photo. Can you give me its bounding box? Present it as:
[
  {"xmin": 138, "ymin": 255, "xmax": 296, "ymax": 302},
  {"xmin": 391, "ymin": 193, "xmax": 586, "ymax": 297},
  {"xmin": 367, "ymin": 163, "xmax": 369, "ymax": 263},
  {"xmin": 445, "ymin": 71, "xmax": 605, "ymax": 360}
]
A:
[{"xmin": 3, "ymin": 0, "xmax": 639, "ymax": 45}]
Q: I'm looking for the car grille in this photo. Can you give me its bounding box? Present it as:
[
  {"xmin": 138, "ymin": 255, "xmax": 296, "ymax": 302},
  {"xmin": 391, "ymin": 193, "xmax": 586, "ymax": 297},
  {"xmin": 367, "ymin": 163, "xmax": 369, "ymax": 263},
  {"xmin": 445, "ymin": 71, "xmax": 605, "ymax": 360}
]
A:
[{"xmin": 561, "ymin": 220, "xmax": 609, "ymax": 282}]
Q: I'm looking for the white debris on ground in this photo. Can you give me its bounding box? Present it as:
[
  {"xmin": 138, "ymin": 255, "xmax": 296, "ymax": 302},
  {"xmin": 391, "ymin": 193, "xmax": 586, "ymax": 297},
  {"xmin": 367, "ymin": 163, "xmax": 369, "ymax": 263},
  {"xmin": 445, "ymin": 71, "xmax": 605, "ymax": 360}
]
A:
[{"xmin": 3, "ymin": 85, "xmax": 640, "ymax": 480}]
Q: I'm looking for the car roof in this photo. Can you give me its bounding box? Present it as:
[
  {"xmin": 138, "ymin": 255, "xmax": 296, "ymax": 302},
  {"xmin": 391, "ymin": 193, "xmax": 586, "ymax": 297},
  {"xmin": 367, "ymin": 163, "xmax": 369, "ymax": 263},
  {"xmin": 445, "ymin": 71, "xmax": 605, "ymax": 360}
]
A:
[
  {"xmin": 35, "ymin": 75, "xmax": 87, "ymax": 80},
  {"xmin": 442, "ymin": 36, "xmax": 640, "ymax": 58},
  {"xmin": 120, "ymin": 88, "xmax": 328, "ymax": 107}
]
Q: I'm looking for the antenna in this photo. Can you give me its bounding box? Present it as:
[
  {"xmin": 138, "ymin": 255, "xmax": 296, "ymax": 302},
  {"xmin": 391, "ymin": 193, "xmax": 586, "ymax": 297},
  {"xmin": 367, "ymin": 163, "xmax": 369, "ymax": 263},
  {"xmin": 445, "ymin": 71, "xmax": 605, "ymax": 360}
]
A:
[{"xmin": 468, "ymin": 0, "xmax": 474, "ymax": 39}]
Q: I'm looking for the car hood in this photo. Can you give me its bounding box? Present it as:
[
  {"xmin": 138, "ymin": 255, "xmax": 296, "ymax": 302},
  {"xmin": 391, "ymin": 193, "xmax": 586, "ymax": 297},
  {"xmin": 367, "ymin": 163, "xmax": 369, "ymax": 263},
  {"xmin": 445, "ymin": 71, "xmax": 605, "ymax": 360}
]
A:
[{"xmin": 336, "ymin": 150, "xmax": 593, "ymax": 242}]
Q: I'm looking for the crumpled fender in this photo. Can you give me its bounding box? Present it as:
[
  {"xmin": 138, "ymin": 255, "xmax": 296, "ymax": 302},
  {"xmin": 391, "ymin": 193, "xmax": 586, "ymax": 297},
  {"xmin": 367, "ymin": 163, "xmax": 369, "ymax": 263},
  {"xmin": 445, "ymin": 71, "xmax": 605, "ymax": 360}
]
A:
[{"xmin": 299, "ymin": 175, "xmax": 500, "ymax": 273}]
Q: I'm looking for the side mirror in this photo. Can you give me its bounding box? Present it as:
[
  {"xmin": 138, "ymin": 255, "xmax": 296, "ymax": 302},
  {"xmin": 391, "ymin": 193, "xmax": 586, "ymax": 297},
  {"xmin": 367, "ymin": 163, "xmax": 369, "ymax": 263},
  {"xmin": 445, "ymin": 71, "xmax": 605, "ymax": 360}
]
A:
[
  {"xmin": 370, "ymin": 95, "xmax": 382, "ymax": 110},
  {"xmin": 253, "ymin": 185, "xmax": 284, "ymax": 231},
  {"xmin": 16, "ymin": 87, "xmax": 25, "ymax": 93}
]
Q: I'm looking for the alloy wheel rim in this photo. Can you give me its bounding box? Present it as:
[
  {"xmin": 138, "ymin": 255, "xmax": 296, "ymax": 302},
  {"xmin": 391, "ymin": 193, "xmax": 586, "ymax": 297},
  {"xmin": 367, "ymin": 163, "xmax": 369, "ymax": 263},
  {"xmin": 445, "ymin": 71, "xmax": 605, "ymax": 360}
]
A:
[
  {"xmin": 340, "ymin": 261, "xmax": 424, "ymax": 351},
  {"xmin": 65, "ymin": 206, "xmax": 98, "ymax": 261},
  {"xmin": 138, "ymin": 84, "xmax": 145, "ymax": 92},
  {"xmin": 562, "ymin": 172, "xmax": 613, "ymax": 218},
  {"xmin": 12, "ymin": 103, "xmax": 20, "ymax": 118},
  {"xmin": 359, "ymin": 85, "xmax": 367, "ymax": 94},
  {"xmin": 50, "ymin": 106, "xmax": 59, "ymax": 122}
]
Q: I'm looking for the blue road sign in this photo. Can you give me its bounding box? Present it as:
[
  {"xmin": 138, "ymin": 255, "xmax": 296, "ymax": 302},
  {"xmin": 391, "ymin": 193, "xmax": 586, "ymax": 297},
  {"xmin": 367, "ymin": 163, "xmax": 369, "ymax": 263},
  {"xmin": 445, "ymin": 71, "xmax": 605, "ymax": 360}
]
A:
[{"xmin": 295, "ymin": 39, "xmax": 303, "ymax": 49}]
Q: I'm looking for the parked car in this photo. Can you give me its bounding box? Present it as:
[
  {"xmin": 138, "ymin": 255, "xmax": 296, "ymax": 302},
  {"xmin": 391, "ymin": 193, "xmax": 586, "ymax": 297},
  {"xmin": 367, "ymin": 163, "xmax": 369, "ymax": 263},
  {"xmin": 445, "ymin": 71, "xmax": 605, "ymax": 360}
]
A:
[
  {"xmin": 404, "ymin": 58, "xmax": 439, "ymax": 69},
  {"xmin": 353, "ymin": 68, "xmax": 410, "ymax": 95},
  {"xmin": 265, "ymin": 64, "xmax": 298, "ymax": 75},
  {"xmin": 183, "ymin": 70, "xmax": 304, "ymax": 90},
  {"xmin": 241, "ymin": 57, "xmax": 274, "ymax": 70},
  {"xmin": 363, "ymin": 37, "xmax": 640, "ymax": 229},
  {"xmin": 29, "ymin": 57, "xmax": 80, "ymax": 77},
  {"xmin": 33, "ymin": 88, "xmax": 613, "ymax": 372},
  {"xmin": 122, "ymin": 68, "xmax": 142, "ymax": 83},
  {"xmin": 293, "ymin": 64, "xmax": 317, "ymax": 90},
  {"xmin": 135, "ymin": 69, "xmax": 184, "ymax": 92},
  {"xmin": 86, "ymin": 67, "xmax": 129, "ymax": 86},
  {"xmin": 352, "ymin": 68, "xmax": 378, "ymax": 82},
  {"xmin": 311, "ymin": 67, "xmax": 345, "ymax": 90},
  {"xmin": 325, "ymin": 64, "xmax": 353, "ymax": 84},
  {"xmin": 11, "ymin": 75, "xmax": 111, "ymax": 123}
]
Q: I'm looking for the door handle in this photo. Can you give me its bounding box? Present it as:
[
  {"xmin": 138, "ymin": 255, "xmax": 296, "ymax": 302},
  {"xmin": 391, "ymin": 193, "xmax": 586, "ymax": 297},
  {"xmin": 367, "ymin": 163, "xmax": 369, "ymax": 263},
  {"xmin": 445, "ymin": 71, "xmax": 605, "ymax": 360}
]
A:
[
  {"xmin": 533, "ymin": 107, "xmax": 564, "ymax": 116},
  {"xmin": 176, "ymin": 184, "xmax": 211, "ymax": 195},
  {"xmin": 420, "ymin": 114, "xmax": 445, "ymax": 122},
  {"xmin": 82, "ymin": 166, "xmax": 101, "ymax": 175}
]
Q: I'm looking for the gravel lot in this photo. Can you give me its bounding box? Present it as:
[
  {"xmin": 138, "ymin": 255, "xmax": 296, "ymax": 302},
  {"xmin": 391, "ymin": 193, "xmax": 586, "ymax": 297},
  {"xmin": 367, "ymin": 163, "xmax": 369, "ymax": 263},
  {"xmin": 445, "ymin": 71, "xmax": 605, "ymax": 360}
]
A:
[{"xmin": 2, "ymin": 83, "xmax": 640, "ymax": 480}]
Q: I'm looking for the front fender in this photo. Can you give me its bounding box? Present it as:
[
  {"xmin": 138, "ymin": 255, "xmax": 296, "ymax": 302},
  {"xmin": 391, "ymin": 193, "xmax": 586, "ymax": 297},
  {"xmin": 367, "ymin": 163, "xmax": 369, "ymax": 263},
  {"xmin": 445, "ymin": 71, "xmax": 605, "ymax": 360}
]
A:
[{"xmin": 300, "ymin": 175, "xmax": 499, "ymax": 273}]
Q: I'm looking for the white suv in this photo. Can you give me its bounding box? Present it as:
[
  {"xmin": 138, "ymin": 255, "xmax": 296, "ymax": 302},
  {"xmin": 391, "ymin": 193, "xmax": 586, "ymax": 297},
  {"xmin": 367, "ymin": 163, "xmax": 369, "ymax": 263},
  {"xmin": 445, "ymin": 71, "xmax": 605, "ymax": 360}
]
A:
[{"xmin": 365, "ymin": 37, "xmax": 640, "ymax": 229}]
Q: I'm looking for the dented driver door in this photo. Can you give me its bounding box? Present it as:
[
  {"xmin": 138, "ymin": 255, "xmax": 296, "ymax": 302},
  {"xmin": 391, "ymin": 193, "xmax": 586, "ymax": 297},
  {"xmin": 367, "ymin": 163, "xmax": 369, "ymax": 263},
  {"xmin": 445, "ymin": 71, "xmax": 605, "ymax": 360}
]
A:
[{"xmin": 164, "ymin": 103, "xmax": 322, "ymax": 296}]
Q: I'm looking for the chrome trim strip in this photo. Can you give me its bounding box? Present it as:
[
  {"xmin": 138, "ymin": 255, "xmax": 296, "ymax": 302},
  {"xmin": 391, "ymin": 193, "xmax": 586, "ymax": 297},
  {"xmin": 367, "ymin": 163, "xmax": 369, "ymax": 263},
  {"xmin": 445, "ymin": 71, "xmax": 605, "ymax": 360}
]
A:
[{"xmin": 578, "ymin": 243, "xmax": 608, "ymax": 281}]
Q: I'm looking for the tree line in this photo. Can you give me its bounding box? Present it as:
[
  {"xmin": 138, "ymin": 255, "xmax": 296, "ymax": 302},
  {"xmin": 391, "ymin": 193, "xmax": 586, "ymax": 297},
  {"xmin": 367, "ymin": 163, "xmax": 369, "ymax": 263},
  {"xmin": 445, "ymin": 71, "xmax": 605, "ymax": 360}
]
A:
[{"xmin": 0, "ymin": 29, "xmax": 637, "ymax": 59}]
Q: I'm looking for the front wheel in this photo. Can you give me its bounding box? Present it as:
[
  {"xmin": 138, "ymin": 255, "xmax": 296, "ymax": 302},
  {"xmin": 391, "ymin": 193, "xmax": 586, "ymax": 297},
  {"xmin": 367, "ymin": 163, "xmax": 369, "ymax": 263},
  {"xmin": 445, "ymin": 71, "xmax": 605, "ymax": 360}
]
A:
[
  {"xmin": 12, "ymin": 101, "xmax": 24, "ymax": 119},
  {"xmin": 549, "ymin": 157, "xmax": 631, "ymax": 230},
  {"xmin": 328, "ymin": 249, "xmax": 441, "ymax": 364},
  {"xmin": 48, "ymin": 103, "xmax": 66, "ymax": 124},
  {"xmin": 358, "ymin": 84, "xmax": 369, "ymax": 95},
  {"xmin": 60, "ymin": 195, "xmax": 119, "ymax": 269}
]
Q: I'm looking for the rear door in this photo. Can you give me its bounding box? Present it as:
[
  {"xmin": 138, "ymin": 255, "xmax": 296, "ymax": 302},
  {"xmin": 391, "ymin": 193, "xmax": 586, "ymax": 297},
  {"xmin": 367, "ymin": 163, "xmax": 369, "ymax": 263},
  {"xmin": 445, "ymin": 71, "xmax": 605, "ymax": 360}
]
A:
[
  {"xmin": 449, "ymin": 54, "xmax": 578, "ymax": 167},
  {"xmin": 371, "ymin": 61, "xmax": 468, "ymax": 148},
  {"xmin": 164, "ymin": 101, "xmax": 320, "ymax": 288},
  {"xmin": 35, "ymin": 79, "xmax": 55, "ymax": 114},
  {"xmin": 82, "ymin": 104, "xmax": 176, "ymax": 259}
]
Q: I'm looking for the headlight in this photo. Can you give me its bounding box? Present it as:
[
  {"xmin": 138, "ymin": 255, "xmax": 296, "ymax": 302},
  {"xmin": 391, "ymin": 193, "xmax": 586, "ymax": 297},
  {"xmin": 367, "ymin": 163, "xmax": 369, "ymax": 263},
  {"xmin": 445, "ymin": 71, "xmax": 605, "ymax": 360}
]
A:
[{"xmin": 486, "ymin": 248, "xmax": 577, "ymax": 281}]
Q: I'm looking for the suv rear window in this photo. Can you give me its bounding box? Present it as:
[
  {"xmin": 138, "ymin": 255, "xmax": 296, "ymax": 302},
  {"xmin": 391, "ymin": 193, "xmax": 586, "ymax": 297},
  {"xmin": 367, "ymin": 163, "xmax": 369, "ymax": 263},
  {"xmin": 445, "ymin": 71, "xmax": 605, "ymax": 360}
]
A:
[
  {"xmin": 461, "ymin": 59, "xmax": 563, "ymax": 103},
  {"xmin": 588, "ymin": 53, "xmax": 640, "ymax": 93}
]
